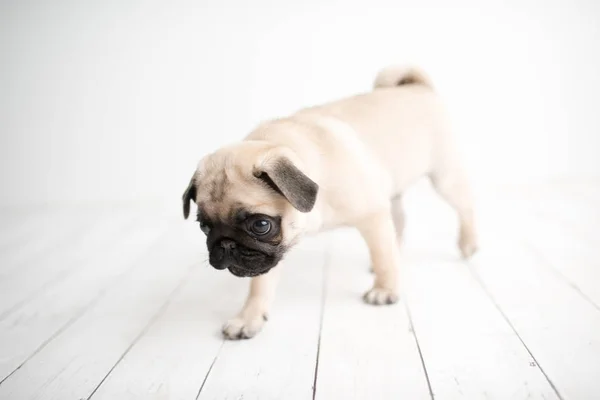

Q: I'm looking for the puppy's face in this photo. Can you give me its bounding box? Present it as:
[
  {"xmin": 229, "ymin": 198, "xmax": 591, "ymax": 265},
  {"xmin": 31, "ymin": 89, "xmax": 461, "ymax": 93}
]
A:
[{"xmin": 182, "ymin": 141, "xmax": 318, "ymax": 277}]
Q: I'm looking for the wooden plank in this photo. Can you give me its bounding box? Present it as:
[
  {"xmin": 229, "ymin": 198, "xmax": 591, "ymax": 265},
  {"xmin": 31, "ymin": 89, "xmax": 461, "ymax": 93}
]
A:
[
  {"xmin": 0, "ymin": 216, "xmax": 170, "ymax": 382},
  {"xmin": 519, "ymin": 185, "xmax": 600, "ymax": 247},
  {"xmin": 314, "ymin": 228, "xmax": 431, "ymax": 400},
  {"xmin": 88, "ymin": 250, "xmax": 242, "ymax": 400},
  {"xmin": 500, "ymin": 191, "xmax": 600, "ymax": 310},
  {"xmin": 469, "ymin": 237, "xmax": 600, "ymax": 400},
  {"xmin": 400, "ymin": 237, "xmax": 559, "ymax": 400},
  {"xmin": 0, "ymin": 207, "xmax": 91, "ymax": 274},
  {"xmin": 524, "ymin": 215, "xmax": 600, "ymax": 310},
  {"xmin": 0, "ymin": 221, "xmax": 203, "ymax": 400},
  {"xmin": 197, "ymin": 235, "xmax": 328, "ymax": 400},
  {"xmin": 0, "ymin": 209, "xmax": 141, "ymax": 317}
]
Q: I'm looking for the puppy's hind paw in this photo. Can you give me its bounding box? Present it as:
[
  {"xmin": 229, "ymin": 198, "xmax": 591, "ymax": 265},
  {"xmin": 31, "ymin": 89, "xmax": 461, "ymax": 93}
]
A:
[
  {"xmin": 221, "ymin": 313, "xmax": 267, "ymax": 340},
  {"xmin": 459, "ymin": 235, "xmax": 478, "ymax": 259},
  {"xmin": 363, "ymin": 287, "xmax": 399, "ymax": 305}
]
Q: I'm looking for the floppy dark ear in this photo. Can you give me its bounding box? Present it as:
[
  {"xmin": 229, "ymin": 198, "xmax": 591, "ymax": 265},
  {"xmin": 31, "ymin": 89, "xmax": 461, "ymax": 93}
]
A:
[
  {"xmin": 182, "ymin": 175, "xmax": 197, "ymax": 219},
  {"xmin": 254, "ymin": 158, "xmax": 318, "ymax": 213}
]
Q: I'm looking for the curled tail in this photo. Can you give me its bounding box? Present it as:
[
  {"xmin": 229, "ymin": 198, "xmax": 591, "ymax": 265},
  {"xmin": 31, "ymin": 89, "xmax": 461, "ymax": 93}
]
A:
[{"xmin": 373, "ymin": 65, "xmax": 434, "ymax": 90}]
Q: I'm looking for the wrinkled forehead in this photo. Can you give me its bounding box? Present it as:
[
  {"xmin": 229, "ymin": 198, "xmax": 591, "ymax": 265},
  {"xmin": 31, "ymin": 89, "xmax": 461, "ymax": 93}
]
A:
[
  {"xmin": 197, "ymin": 168, "xmax": 231, "ymax": 204},
  {"xmin": 194, "ymin": 168, "xmax": 285, "ymax": 222},
  {"xmin": 194, "ymin": 153, "xmax": 246, "ymax": 201}
]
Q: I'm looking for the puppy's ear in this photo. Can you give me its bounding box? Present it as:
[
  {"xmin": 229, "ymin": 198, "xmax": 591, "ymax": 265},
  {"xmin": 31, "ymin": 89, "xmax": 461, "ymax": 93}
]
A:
[
  {"xmin": 182, "ymin": 174, "xmax": 197, "ymax": 219},
  {"xmin": 254, "ymin": 158, "xmax": 318, "ymax": 213}
]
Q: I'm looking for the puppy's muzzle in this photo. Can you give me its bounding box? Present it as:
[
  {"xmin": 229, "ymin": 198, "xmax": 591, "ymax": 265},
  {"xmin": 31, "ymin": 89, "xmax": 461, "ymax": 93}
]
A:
[
  {"xmin": 210, "ymin": 239, "xmax": 236, "ymax": 270},
  {"xmin": 206, "ymin": 225, "xmax": 280, "ymax": 277}
]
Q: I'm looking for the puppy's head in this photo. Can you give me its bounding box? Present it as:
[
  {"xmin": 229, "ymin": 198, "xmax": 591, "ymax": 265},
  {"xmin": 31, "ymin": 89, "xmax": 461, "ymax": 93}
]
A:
[{"xmin": 182, "ymin": 141, "xmax": 318, "ymax": 277}]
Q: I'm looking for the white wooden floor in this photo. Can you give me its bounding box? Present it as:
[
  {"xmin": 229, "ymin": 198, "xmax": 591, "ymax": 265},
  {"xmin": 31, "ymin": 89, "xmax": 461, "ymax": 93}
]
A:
[{"xmin": 0, "ymin": 181, "xmax": 599, "ymax": 400}]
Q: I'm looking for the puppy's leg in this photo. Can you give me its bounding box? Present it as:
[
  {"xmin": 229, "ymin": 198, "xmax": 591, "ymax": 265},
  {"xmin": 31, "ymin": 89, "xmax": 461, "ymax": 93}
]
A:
[
  {"xmin": 222, "ymin": 266, "xmax": 281, "ymax": 340},
  {"xmin": 430, "ymin": 168, "xmax": 478, "ymax": 258},
  {"xmin": 358, "ymin": 210, "xmax": 400, "ymax": 305},
  {"xmin": 369, "ymin": 196, "xmax": 404, "ymax": 273},
  {"xmin": 391, "ymin": 194, "xmax": 406, "ymax": 244}
]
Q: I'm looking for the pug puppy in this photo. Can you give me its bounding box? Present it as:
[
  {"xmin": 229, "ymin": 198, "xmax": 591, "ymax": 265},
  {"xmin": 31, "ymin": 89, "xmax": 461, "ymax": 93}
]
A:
[{"xmin": 182, "ymin": 65, "xmax": 478, "ymax": 340}]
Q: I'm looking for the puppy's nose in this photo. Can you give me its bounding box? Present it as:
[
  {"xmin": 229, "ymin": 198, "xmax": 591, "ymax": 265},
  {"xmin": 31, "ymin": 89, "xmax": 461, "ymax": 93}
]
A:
[
  {"xmin": 220, "ymin": 239, "xmax": 236, "ymax": 250},
  {"xmin": 210, "ymin": 247, "xmax": 227, "ymax": 270},
  {"xmin": 209, "ymin": 239, "xmax": 237, "ymax": 271}
]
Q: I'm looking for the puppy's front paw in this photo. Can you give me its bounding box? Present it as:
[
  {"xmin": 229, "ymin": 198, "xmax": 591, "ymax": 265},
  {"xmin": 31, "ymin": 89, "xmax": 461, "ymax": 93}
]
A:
[
  {"xmin": 459, "ymin": 233, "xmax": 478, "ymax": 259},
  {"xmin": 363, "ymin": 287, "xmax": 399, "ymax": 305},
  {"xmin": 222, "ymin": 313, "xmax": 268, "ymax": 340}
]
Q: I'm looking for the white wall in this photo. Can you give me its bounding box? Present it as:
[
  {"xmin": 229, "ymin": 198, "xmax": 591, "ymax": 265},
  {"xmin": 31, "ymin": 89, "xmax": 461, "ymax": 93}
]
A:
[{"xmin": 1, "ymin": 0, "xmax": 600, "ymax": 207}]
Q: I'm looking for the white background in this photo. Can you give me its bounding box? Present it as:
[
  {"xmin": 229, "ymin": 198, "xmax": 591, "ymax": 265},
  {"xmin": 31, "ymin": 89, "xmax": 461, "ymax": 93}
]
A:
[
  {"xmin": 0, "ymin": 3, "xmax": 599, "ymax": 398},
  {"xmin": 1, "ymin": 0, "xmax": 599, "ymax": 207}
]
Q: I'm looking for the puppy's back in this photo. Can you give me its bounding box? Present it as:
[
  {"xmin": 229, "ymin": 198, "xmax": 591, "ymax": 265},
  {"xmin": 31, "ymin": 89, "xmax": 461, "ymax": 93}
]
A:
[{"xmin": 294, "ymin": 65, "xmax": 459, "ymax": 194}]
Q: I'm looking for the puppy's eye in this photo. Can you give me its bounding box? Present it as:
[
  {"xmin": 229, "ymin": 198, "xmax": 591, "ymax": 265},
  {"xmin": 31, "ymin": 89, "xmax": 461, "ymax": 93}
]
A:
[
  {"xmin": 200, "ymin": 222, "xmax": 211, "ymax": 235},
  {"xmin": 250, "ymin": 219, "xmax": 271, "ymax": 235}
]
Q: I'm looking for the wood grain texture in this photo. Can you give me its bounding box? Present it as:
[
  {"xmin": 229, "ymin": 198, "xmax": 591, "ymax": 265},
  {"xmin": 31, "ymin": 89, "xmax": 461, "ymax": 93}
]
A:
[
  {"xmin": 0, "ymin": 221, "xmax": 202, "ymax": 400},
  {"xmin": 403, "ymin": 241, "xmax": 559, "ymax": 400},
  {"xmin": 0, "ymin": 208, "xmax": 90, "ymax": 274},
  {"xmin": 0, "ymin": 209, "xmax": 141, "ymax": 318},
  {"xmin": 89, "ymin": 263, "xmax": 235, "ymax": 400},
  {"xmin": 314, "ymin": 229, "xmax": 431, "ymax": 400},
  {"xmin": 511, "ymin": 189, "xmax": 600, "ymax": 310},
  {"xmin": 0, "ymin": 182, "xmax": 598, "ymax": 400},
  {"xmin": 0, "ymin": 217, "xmax": 169, "ymax": 382},
  {"xmin": 470, "ymin": 237, "xmax": 600, "ymax": 400}
]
